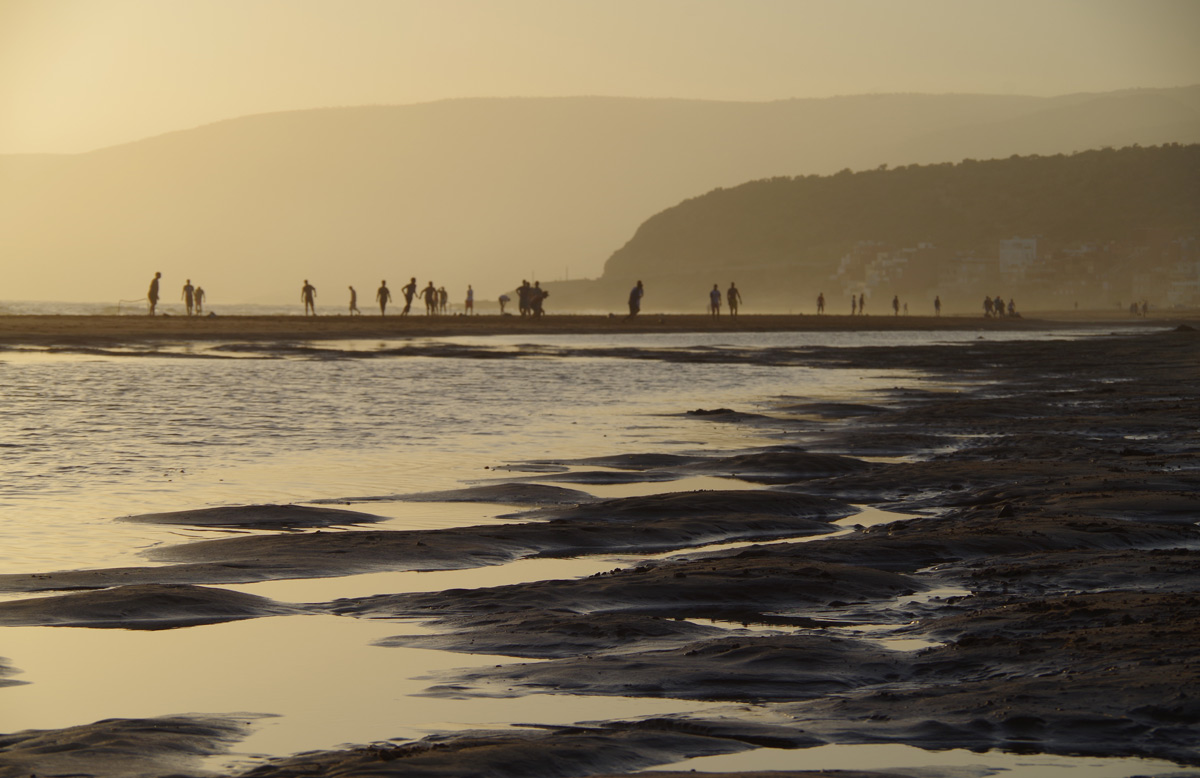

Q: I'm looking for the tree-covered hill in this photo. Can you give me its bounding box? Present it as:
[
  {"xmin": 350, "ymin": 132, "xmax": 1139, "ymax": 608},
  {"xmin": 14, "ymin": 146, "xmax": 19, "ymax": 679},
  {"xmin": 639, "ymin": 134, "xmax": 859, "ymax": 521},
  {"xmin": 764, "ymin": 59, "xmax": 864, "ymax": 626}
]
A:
[{"xmin": 569, "ymin": 144, "xmax": 1199, "ymax": 312}]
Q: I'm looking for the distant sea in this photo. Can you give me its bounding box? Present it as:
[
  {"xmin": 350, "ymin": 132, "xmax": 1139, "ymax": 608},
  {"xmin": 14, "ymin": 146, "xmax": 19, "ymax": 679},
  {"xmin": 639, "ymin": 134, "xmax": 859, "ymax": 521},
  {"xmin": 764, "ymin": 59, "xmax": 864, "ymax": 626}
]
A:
[{"xmin": 0, "ymin": 300, "xmax": 313, "ymax": 317}]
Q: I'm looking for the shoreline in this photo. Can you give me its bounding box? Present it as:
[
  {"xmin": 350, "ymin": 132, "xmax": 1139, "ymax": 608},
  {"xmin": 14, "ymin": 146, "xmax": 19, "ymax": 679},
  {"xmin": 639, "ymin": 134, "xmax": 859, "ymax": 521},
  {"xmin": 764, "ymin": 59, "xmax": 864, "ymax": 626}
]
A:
[{"xmin": 0, "ymin": 311, "xmax": 1191, "ymax": 347}]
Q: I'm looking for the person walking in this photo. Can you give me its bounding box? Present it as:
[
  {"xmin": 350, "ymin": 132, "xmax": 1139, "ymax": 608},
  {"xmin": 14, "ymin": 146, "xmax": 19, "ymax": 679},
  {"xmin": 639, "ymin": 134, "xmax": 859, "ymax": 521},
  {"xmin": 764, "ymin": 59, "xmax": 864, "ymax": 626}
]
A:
[
  {"xmin": 301, "ymin": 280, "xmax": 317, "ymax": 316},
  {"xmin": 625, "ymin": 280, "xmax": 644, "ymax": 320},
  {"xmin": 182, "ymin": 279, "xmax": 195, "ymax": 316},
  {"xmin": 194, "ymin": 286, "xmax": 206, "ymax": 314},
  {"xmin": 348, "ymin": 286, "xmax": 361, "ymax": 315},
  {"xmin": 401, "ymin": 278, "xmax": 417, "ymax": 315},
  {"xmin": 376, "ymin": 280, "xmax": 391, "ymax": 315},
  {"xmin": 147, "ymin": 272, "xmax": 161, "ymax": 315},
  {"xmin": 421, "ymin": 282, "xmax": 438, "ymax": 315}
]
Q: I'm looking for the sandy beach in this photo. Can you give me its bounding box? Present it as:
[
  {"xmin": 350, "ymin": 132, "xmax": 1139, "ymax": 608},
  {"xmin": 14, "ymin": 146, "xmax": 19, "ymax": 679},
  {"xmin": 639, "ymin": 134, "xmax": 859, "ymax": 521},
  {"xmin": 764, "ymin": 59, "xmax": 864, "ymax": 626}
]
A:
[
  {"xmin": 0, "ymin": 310, "xmax": 1190, "ymax": 347},
  {"xmin": 0, "ymin": 317, "xmax": 1196, "ymax": 777}
]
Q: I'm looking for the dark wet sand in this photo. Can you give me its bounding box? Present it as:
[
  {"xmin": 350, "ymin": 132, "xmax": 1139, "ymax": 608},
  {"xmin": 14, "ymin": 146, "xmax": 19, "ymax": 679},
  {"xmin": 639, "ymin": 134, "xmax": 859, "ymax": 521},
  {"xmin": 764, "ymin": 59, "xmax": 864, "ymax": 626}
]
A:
[{"xmin": 0, "ymin": 323, "xmax": 1197, "ymax": 777}]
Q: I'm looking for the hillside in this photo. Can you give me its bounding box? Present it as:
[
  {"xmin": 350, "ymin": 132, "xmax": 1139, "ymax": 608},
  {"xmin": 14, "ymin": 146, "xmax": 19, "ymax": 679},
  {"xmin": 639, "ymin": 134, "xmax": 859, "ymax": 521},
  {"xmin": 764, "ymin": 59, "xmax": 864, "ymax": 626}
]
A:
[
  {"xmin": 1, "ymin": 89, "xmax": 1198, "ymax": 305},
  {"xmin": 564, "ymin": 143, "xmax": 1200, "ymax": 313}
]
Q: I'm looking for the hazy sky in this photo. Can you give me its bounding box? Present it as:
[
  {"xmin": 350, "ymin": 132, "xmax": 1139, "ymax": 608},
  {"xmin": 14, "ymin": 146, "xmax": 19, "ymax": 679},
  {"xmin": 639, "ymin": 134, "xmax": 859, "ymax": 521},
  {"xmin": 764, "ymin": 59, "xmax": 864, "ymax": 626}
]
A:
[{"xmin": 2, "ymin": 0, "xmax": 1198, "ymax": 154}]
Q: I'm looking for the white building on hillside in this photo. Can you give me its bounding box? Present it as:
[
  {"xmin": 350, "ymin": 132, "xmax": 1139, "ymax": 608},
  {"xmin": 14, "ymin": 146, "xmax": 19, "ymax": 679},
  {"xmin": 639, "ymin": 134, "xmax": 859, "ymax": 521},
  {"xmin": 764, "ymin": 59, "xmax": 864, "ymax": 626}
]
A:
[{"xmin": 999, "ymin": 238, "xmax": 1037, "ymax": 281}]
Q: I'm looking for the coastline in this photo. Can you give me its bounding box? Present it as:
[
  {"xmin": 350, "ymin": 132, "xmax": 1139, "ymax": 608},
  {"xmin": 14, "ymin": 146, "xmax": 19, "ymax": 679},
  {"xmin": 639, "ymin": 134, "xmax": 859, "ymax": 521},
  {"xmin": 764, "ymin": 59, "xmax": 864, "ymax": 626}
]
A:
[
  {"xmin": 0, "ymin": 311, "xmax": 1192, "ymax": 347},
  {"xmin": 0, "ymin": 324, "xmax": 1197, "ymax": 776}
]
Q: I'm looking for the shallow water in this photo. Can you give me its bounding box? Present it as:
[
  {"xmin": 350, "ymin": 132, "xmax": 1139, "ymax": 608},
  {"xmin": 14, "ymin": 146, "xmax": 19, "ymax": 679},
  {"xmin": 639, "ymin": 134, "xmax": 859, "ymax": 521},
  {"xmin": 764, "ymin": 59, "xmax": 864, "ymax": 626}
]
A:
[{"xmin": 0, "ymin": 328, "xmax": 1174, "ymax": 775}]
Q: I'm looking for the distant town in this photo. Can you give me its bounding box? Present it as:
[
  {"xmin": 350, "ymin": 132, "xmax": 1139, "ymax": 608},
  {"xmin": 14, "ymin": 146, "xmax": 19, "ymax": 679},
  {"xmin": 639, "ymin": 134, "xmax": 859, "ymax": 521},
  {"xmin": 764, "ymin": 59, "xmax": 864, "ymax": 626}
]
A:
[{"xmin": 832, "ymin": 233, "xmax": 1199, "ymax": 312}]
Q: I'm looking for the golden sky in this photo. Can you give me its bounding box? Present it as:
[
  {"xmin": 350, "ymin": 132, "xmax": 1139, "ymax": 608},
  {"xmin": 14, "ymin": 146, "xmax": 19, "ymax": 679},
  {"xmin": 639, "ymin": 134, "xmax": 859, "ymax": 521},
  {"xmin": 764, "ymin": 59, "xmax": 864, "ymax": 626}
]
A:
[{"xmin": 2, "ymin": 0, "xmax": 1198, "ymax": 155}]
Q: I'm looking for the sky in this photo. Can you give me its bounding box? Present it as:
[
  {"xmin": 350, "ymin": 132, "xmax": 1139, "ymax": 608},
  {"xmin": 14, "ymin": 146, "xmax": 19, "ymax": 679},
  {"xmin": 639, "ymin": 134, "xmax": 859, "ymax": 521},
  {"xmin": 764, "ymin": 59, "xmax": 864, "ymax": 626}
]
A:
[{"xmin": 2, "ymin": 0, "xmax": 1198, "ymax": 155}]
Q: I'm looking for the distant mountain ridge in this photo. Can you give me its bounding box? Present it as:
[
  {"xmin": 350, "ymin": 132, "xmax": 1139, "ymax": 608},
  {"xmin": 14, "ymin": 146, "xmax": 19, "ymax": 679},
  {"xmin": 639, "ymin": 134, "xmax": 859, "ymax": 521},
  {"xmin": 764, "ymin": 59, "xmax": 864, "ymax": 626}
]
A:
[
  {"xmin": 572, "ymin": 143, "xmax": 1199, "ymax": 312},
  {"xmin": 1, "ymin": 88, "xmax": 1197, "ymax": 304}
]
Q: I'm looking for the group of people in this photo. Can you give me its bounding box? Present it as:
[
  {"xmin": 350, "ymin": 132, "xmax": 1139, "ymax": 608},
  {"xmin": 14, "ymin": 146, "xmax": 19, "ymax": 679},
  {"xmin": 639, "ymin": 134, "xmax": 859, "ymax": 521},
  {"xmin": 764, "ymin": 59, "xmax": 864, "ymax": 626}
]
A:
[
  {"xmin": 314, "ymin": 278, "xmax": 468, "ymax": 317},
  {"xmin": 149, "ymin": 271, "xmax": 1036, "ymax": 322},
  {"xmin": 983, "ymin": 295, "xmax": 1018, "ymax": 318},
  {"xmin": 146, "ymin": 272, "xmax": 206, "ymax": 315},
  {"xmin": 509, "ymin": 280, "xmax": 549, "ymax": 317},
  {"xmin": 845, "ymin": 293, "xmax": 943, "ymax": 316},
  {"xmin": 707, "ymin": 283, "xmax": 743, "ymax": 317}
]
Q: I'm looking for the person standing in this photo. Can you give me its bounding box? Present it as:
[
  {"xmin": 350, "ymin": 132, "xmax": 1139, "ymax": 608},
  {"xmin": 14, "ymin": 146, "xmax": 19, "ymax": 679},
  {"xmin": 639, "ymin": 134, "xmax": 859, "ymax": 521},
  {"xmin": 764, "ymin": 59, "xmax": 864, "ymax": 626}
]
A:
[
  {"xmin": 625, "ymin": 280, "xmax": 644, "ymax": 320},
  {"xmin": 709, "ymin": 284, "xmax": 721, "ymax": 317},
  {"xmin": 465, "ymin": 285, "xmax": 474, "ymax": 314},
  {"xmin": 728, "ymin": 282, "xmax": 743, "ymax": 317},
  {"xmin": 816, "ymin": 292, "xmax": 824, "ymax": 315},
  {"xmin": 301, "ymin": 279, "xmax": 317, "ymax": 316},
  {"xmin": 194, "ymin": 286, "xmax": 206, "ymax": 314},
  {"xmin": 376, "ymin": 280, "xmax": 391, "ymax": 315},
  {"xmin": 934, "ymin": 295, "xmax": 941, "ymax": 316},
  {"xmin": 348, "ymin": 286, "xmax": 361, "ymax": 315},
  {"xmin": 182, "ymin": 279, "xmax": 195, "ymax": 316},
  {"xmin": 147, "ymin": 272, "xmax": 162, "ymax": 315},
  {"xmin": 517, "ymin": 280, "xmax": 532, "ymax": 316},
  {"xmin": 859, "ymin": 293, "xmax": 866, "ymax": 315},
  {"xmin": 892, "ymin": 295, "xmax": 900, "ymax": 316}
]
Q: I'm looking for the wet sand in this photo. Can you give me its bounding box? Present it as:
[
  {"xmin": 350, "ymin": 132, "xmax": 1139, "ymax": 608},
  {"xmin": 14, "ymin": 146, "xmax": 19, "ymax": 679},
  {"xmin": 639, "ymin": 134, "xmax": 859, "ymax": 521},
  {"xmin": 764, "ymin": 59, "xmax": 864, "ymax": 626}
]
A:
[
  {"xmin": 0, "ymin": 310, "xmax": 1188, "ymax": 347},
  {"xmin": 0, "ymin": 322, "xmax": 1197, "ymax": 776}
]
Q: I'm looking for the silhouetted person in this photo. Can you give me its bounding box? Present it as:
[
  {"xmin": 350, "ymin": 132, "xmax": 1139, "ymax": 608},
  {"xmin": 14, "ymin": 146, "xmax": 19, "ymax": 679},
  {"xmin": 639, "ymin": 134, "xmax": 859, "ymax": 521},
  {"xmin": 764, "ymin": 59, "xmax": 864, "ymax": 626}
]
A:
[
  {"xmin": 851, "ymin": 296, "xmax": 857, "ymax": 316},
  {"xmin": 194, "ymin": 286, "xmax": 205, "ymax": 314},
  {"xmin": 147, "ymin": 272, "xmax": 161, "ymax": 315},
  {"xmin": 728, "ymin": 283, "xmax": 743, "ymax": 316},
  {"xmin": 348, "ymin": 286, "xmax": 361, "ymax": 315},
  {"xmin": 438, "ymin": 286, "xmax": 448, "ymax": 314},
  {"xmin": 625, "ymin": 280, "xmax": 644, "ymax": 320},
  {"xmin": 465, "ymin": 285, "xmax": 474, "ymax": 314},
  {"xmin": 531, "ymin": 281, "xmax": 548, "ymax": 317},
  {"xmin": 182, "ymin": 279, "xmax": 195, "ymax": 316},
  {"xmin": 376, "ymin": 280, "xmax": 391, "ymax": 315},
  {"xmin": 858, "ymin": 293, "xmax": 866, "ymax": 315},
  {"xmin": 421, "ymin": 282, "xmax": 438, "ymax": 315},
  {"xmin": 816, "ymin": 292, "xmax": 824, "ymax": 315},
  {"xmin": 401, "ymin": 278, "xmax": 417, "ymax": 315},
  {"xmin": 301, "ymin": 280, "xmax": 317, "ymax": 316},
  {"xmin": 709, "ymin": 284, "xmax": 721, "ymax": 317},
  {"xmin": 892, "ymin": 295, "xmax": 899, "ymax": 316},
  {"xmin": 934, "ymin": 296, "xmax": 941, "ymax": 316},
  {"xmin": 1008, "ymin": 298, "xmax": 1016, "ymax": 317},
  {"xmin": 1141, "ymin": 301, "xmax": 1149, "ymax": 317},
  {"xmin": 517, "ymin": 280, "xmax": 532, "ymax": 316},
  {"xmin": 993, "ymin": 295, "xmax": 1004, "ymax": 318},
  {"xmin": 498, "ymin": 293, "xmax": 510, "ymax": 314},
  {"xmin": 983, "ymin": 296, "xmax": 994, "ymax": 317}
]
